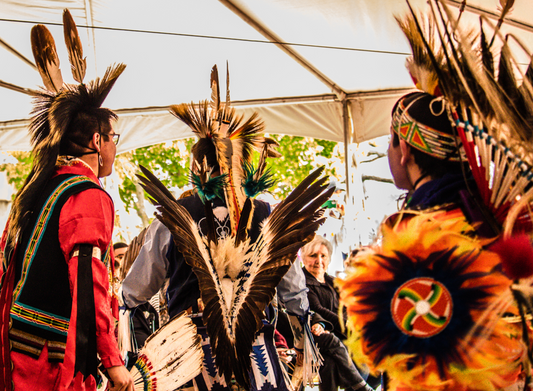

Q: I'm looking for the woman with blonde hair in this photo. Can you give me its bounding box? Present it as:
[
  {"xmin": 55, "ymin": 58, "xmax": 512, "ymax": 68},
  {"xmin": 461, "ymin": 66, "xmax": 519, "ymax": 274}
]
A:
[{"xmin": 301, "ymin": 236, "xmax": 375, "ymax": 391}]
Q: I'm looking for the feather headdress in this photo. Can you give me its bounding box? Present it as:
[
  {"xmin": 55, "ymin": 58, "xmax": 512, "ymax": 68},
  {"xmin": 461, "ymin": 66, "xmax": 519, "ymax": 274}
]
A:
[
  {"xmin": 137, "ymin": 164, "xmax": 333, "ymax": 390},
  {"xmin": 169, "ymin": 64, "xmax": 277, "ymax": 235},
  {"xmin": 396, "ymin": 0, "xmax": 533, "ymax": 232},
  {"xmin": 338, "ymin": 4, "xmax": 533, "ymax": 389},
  {"xmin": 5, "ymin": 9, "xmax": 125, "ymax": 255}
]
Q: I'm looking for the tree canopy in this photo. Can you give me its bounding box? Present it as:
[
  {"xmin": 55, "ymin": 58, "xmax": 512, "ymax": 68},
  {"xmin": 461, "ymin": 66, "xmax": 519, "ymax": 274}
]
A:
[{"xmin": 0, "ymin": 135, "xmax": 342, "ymax": 228}]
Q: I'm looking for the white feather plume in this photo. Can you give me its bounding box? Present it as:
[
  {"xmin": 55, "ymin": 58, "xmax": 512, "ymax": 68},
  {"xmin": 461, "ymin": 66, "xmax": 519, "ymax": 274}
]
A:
[{"xmin": 130, "ymin": 311, "xmax": 204, "ymax": 391}]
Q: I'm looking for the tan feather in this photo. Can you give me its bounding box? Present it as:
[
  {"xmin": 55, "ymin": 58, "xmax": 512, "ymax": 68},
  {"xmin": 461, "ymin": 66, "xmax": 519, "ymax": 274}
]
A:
[
  {"xmin": 63, "ymin": 9, "xmax": 86, "ymax": 84},
  {"xmin": 224, "ymin": 61, "xmax": 231, "ymax": 123},
  {"xmin": 31, "ymin": 24, "xmax": 63, "ymax": 93},
  {"xmin": 490, "ymin": 0, "xmax": 515, "ymax": 46},
  {"xmin": 498, "ymin": 0, "xmax": 515, "ymax": 21},
  {"xmin": 120, "ymin": 227, "xmax": 148, "ymax": 280},
  {"xmin": 395, "ymin": 12, "xmax": 442, "ymax": 96},
  {"xmin": 210, "ymin": 65, "xmax": 220, "ymax": 114}
]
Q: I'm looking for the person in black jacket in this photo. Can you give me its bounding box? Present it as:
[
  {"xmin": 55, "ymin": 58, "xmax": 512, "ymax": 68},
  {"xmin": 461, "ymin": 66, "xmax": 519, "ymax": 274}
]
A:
[
  {"xmin": 301, "ymin": 235, "xmax": 376, "ymax": 391},
  {"xmin": 302, "ymin": 235, "xmax": 346, "ymax": 339}
]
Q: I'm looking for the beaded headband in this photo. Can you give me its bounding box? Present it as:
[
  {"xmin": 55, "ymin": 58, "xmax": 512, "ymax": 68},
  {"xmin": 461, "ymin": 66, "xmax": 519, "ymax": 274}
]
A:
[{"xmin": 391, "ymin": 97, "xmax": 464, "ymax": 161}]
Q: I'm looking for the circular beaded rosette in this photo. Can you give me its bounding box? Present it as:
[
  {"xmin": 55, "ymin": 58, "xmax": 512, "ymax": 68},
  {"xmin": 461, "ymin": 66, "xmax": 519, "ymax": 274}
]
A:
[{"xmin": 391, "ymin": 277, "xmax": 452, "ymax": 338}]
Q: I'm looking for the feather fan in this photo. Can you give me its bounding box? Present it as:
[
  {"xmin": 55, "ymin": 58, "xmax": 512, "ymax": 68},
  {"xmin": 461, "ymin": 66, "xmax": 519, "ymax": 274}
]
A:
[
  {"xmin": 137, "ymin": 165, "xmax": 333, "ymax": 390},
  {"xmin": 337, "ymin": 209, "xmax": 522, "ymax": 391},
  {"xmin": 130, "ymin": 311, "xmax": 204, "ymax": 391}
]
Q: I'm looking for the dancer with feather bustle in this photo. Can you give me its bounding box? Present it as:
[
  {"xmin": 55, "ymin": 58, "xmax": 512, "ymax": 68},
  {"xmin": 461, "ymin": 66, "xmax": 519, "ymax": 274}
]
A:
[
  {"xmin": 0, "ymin": 9, "xmax": 133, "ymax": 391},
  {"xmin": 122, "ymin": 64, "xmax": 332, "ymax": 391},
  {"xmin": 338, "ymin": 1, "xmax": 533, "ymax": 390}
]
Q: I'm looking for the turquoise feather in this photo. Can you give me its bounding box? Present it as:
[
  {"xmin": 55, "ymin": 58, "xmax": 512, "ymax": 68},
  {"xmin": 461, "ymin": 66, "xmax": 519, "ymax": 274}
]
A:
[
  {"xmin": 241, "ymin": 161, "xmax": 275, "ymax": 198},
  {"xmin": 190, "ymin": 172, "xmax": 228, "ymax": 204}
]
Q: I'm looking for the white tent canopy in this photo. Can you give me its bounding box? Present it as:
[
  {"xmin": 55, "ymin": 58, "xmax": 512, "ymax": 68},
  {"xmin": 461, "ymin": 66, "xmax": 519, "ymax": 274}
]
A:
[{"xmin": 1, "ymin": 0, "xmax": 533, "ymax": 153}]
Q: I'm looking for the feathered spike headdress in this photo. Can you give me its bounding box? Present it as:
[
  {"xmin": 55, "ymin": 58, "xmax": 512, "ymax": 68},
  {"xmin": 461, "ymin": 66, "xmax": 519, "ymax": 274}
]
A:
[
  {"xmin": 5, "ymin": 9, "xmax": 126, "ymax": 257},
  {"xmin": 338, "ymin": 3, "xmax": 533, "ymax": 389},
  {"xmin": 394, "ymin": 0, "xmax": 533, "ymax": 232},
  {"xmin": 137, "ymin": 164, "xmax": 333, "ymax": 390},
  {"xmin": 169, "ymin": 64, "xmax": 275, "ymax": 235}
]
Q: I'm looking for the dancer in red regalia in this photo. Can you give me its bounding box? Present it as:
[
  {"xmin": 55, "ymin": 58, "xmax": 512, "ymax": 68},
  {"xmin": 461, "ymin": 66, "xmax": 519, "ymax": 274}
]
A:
[{"xmin": 0, "ymin": 10, "xmax": 132, "ymax": 391}]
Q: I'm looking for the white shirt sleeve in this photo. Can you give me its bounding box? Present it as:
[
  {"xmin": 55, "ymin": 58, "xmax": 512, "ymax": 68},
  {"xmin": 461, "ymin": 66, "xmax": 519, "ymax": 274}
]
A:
[
  {"xmin": 121, "ymin": 219, "xmax": 171, "ymax": 308},
  {"xmin": 277, "ymin": 257, "xmax": 310, "ymax": 317}
]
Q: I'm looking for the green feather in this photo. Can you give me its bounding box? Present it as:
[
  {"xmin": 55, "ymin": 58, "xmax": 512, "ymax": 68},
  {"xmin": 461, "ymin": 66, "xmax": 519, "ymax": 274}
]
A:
[
  {"xmin": 241, "ymin": 161, "xmax": 275, "ymax": 198},
  {"xmin": 190, "ymin": 171, "xmax": 227, "ymax": 204}
]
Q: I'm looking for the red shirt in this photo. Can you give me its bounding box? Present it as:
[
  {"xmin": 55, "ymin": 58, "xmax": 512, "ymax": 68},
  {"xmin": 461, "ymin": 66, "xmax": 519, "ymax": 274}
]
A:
[{"xmin": 1, "ymin": 160, "xmax": 123, "ymax": 390}]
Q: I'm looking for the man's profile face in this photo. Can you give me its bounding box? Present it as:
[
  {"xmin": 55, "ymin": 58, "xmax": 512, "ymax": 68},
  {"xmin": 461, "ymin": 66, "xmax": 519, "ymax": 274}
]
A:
[
  {"xmin": 387, "ymin": 127, "xmax": 411, "ymax": 191},
  {"xmin": 114, "ymin": 246, "xmax": 128, "ymax": 278}
]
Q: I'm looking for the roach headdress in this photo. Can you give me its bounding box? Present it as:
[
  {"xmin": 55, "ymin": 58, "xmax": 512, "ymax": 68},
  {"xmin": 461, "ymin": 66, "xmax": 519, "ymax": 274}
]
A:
[
  {"xmin": 6, "ymin": 9, "xmax": 125, "ymax": 253},
  {"xmin": 395, "ymin": 0, "xmax": 533, "ymax": 231},
  {"xmin": 170, "ymin": 64, "xmax": 280, "ymax": 235}
]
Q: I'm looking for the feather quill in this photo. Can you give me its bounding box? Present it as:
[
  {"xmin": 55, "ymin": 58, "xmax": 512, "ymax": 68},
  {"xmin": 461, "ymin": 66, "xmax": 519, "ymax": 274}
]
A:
[
  {"xmin": 210, "ymin": 65, "xmax": 220, "ymax": 114},
  {"xmin": 63, "ymin": 9, "xmax": 86, "ymax": 84},
  {"xmin": 224, "ymin": 61, "xmax": 231, "ymax": 123},
  {"xmin": 490, "ymin": 0, "xmax": 515, "ymax": 47},
  {"xmin": 31, "ymin": 24, "xmax": 63, "ymax": 93}
]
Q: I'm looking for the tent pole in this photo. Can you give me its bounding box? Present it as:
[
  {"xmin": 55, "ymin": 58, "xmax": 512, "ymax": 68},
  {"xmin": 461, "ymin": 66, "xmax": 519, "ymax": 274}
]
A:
[
  {"xmin": 219, "ymin": 0, "xmax": 346, "ymax": 100},
  {"xmin": 0, "ymin": 80, "xmax": 37, "ymax": 96},
  {"xmin": 0, "ymin": 37, "xmax": 36, "ymax": 70},
  {"xmin": 342, "ymin": 99, "xmax": 351, "ymax": 201}
]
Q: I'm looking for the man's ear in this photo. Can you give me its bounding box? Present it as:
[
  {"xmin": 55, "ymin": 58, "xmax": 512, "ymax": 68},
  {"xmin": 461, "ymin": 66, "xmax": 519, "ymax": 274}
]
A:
[
  {"xmin": 92, "ymin": 132, "xmax": 101, "ymax": 152},
  {"xmin": 399, "ymin": 139, "xmax": 411, "ymax": 166}
]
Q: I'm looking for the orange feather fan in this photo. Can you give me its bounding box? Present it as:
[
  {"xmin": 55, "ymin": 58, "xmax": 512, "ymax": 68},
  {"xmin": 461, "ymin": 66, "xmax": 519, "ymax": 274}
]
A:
[{"xmin": 338, "ymin": 209, "xmax": 525, "ymax": 391}]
